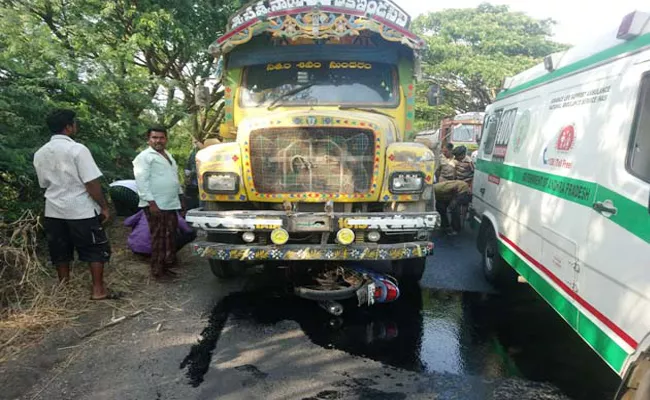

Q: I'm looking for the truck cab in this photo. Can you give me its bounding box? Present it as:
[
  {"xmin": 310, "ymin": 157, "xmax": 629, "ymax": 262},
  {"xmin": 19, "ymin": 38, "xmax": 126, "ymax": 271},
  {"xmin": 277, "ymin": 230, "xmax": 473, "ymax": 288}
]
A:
[
  {"xmin": 440, "ymin": 112, "xmax": 484, "ymax": 155},
  {"xmin": 186, "ymin": 0, "xmax": 439, "ymax": 281}
]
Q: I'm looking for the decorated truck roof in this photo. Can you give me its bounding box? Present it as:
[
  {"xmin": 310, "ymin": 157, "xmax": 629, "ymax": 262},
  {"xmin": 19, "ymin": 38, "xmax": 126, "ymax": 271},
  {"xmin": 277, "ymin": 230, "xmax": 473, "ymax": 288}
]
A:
[{"xmin": 209, "ymin": 0, "xmax": 424, "ymax": 57}]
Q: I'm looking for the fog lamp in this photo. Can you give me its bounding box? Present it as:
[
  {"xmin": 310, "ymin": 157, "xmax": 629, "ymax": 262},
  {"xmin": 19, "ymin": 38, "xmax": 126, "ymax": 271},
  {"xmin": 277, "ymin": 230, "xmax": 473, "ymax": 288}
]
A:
[
  {"xmin": 336, "ymin": 228, "xmax": 355, "ymax": 245},
  {"xmin": 367, "ymin": 231, "xmax": 381, "ymax": 242},
  {"xmin": 270, "ymin": 228, "xmax": 289, "ymax": 245},
  {"xmin": 242, "ymin": 232, "xmax": 256, "ymax": 243}
]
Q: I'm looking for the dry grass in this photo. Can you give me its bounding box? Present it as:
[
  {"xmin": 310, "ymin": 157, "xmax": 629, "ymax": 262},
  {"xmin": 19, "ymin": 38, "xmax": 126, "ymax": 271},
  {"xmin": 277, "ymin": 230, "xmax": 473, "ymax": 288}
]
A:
[{"xmin": 0, "ymin": 211, "xmax": 153, "ymax": 362}]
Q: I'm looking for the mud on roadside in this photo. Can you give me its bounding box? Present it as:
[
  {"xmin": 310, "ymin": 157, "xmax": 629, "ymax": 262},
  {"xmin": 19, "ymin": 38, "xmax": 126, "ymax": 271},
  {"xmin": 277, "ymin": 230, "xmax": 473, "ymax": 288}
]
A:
[{"xmin": 0, "ymin": 217, "xmax": 202, "ymax": 400}]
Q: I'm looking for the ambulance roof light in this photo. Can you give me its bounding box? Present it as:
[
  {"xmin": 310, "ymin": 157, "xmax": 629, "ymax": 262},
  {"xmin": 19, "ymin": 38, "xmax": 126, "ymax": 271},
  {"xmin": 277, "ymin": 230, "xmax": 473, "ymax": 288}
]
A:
[{"xmin": 617, "ymin": 11, "xmax": 650, "ymax": 40}]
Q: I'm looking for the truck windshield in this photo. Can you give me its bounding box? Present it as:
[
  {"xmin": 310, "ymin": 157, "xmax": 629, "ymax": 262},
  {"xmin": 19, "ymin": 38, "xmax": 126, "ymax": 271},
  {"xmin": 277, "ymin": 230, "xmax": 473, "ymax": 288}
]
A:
[
  {"xmin": 452, "ymin": 124, "xmax": 481, "ymax": 142},
  {"xmin": 241, "ymin": 61, "xmax": 398, "ymax": 108}
]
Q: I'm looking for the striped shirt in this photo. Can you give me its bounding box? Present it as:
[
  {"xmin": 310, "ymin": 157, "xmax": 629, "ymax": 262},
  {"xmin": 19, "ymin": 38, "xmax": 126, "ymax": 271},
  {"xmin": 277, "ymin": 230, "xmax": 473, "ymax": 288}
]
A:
[
  {"xmin": 33, "ymin": 135, "xmax": 103, "ymax": 219},
  {"xmin": 455, "ymin": 156, "xmax": 475, "ymax": 184}
]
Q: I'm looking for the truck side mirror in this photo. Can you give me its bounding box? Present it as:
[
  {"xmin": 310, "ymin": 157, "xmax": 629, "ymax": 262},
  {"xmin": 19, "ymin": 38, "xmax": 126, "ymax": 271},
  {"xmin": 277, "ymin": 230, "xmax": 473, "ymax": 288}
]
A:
[{"xmin": 427, "ymin": 84, "xmax": 443, "ymax": 106}]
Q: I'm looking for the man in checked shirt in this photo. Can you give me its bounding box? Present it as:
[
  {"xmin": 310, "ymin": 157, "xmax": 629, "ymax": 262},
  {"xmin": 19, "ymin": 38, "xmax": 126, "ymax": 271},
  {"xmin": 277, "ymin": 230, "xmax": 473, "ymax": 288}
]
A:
[{"xmin": 33, "ymin": 109, "xmax": 118, "ymax": 300}]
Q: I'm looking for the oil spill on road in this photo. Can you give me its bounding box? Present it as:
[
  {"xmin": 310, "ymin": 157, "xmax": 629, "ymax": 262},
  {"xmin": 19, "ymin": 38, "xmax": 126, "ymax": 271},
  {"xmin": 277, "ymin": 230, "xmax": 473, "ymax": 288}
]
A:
[
  {"xmin": 179, "ymin": 296, "xmax": 231, "ymax": 387},
  {"xmin": 181, "ymin": 281, "xmax": 619, "ymax": 400}
]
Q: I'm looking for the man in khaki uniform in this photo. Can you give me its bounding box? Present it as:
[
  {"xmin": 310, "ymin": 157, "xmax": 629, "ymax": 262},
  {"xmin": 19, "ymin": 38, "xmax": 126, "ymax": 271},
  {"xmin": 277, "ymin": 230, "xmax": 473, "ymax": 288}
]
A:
[
  {"xmin": 435, "ymin": 143, "xmax": 457, "ymax": 182},
  {"xmin": 434, "ymin": 180, "xmax": 471, "ymax": 235}
]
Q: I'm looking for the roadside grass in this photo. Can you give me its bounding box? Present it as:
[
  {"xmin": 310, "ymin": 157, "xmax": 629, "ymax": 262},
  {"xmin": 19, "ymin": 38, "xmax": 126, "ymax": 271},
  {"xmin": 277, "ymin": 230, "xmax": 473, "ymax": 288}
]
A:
[{"xmin": 0, "ymin": 211, "xmax": 153, "ymax": 362}]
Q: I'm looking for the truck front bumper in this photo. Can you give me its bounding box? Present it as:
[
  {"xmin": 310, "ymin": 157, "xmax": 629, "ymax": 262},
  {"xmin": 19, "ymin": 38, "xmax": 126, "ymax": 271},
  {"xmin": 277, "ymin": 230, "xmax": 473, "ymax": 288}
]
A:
[
  {"xmin": 192, "ymin": 242, "xmax": 434, "ymax": 261},
  {"xmin": 186, "ymin": 209, "xmax": 439, "ymax": 261}
]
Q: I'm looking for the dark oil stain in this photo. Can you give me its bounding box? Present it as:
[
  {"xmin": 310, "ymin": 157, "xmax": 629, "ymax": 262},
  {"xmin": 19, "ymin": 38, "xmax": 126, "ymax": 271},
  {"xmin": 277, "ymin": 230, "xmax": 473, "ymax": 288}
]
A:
[
  {"xmin": 179, "ymin": 296, "xmax": 230, "ymax": 387},
  {"xmin": 235, "ymin": 364, "xmax": 269, "ymax": 388},
  {"xmin": 313, "ymin": 390, "xmax": 342, "ymax": 399},
  {"xmin": 332, "ymin": 378, "xmax": 377, "ymax": 388},
  {"xmin": 234, "ymin": 364, "xmax": 268, "ymax": 379},
  {"xmin": 181, "ymin": 272, "xmax": 619, "ymax": 400}
]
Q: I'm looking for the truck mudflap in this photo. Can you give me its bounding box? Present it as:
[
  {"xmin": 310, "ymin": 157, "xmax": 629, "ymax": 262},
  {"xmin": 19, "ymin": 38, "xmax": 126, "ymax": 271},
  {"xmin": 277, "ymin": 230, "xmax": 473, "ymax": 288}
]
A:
[{"xmin": 192, "ymin": 241, "xmax": 434, "ymax": 261}]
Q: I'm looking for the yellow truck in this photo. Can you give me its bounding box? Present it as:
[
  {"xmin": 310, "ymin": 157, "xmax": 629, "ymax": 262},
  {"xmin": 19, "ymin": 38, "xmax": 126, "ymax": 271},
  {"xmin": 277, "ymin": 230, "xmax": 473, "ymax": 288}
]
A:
[{"xmin": 186, "ymin": 0, "xmax": 440, "ymax": 282}]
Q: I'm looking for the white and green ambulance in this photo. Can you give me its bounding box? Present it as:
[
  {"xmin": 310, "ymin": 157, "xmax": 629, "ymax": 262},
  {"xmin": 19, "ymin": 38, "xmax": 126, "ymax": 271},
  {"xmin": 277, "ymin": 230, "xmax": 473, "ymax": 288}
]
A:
[{"xmin": 471, "ymin": 11, "xmax": 650, "ymax": 398}]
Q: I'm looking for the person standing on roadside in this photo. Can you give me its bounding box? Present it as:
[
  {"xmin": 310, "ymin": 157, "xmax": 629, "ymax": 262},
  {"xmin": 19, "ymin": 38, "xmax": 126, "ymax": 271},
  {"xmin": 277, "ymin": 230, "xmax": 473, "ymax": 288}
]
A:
[
  {"xmin": 33, "ymin": 109, "xmax": 117, "ymax": 300},
  {"xmin": 133, "ymin": 127, "xmax": 185, "ymax": 279},
  {"xmin": 435, "ymin": 142, "xmax": 457, "ymax": 183}
]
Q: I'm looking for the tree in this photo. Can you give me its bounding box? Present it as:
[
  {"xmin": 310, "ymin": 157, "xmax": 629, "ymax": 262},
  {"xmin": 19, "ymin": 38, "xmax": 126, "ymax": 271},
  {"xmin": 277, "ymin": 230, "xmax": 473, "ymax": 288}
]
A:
[
  {"xmin": 412, "ymin": 3, "xmax": 568, "ymax": 130},
  {"xmin": 0, "ymin": 0, "xmax": 238, "ymax": 219}
]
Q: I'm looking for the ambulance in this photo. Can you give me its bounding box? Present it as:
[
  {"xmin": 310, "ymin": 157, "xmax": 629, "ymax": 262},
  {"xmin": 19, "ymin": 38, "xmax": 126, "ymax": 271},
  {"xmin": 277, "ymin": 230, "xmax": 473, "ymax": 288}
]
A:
[{"xmin": 470, "ymin": 11, "xmax": 650, "ymax": 398}]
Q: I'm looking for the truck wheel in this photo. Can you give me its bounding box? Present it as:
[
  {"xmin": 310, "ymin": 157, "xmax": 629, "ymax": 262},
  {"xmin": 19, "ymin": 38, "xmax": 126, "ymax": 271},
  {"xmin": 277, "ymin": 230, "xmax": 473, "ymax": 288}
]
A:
[
  {"xmin": 392, "ymin": 258, "xmax": 426, "ymax": 282},
  {"xmin": 208, "ymin": 259, "xmax": 240, "ymax": 279},
  {"xmin": 294, "ymin": 284, "xmax": 360, "ymax": 301},
  {"xmin": 482, "ymin": 227, "xmax": 513, "ymax": 286}
]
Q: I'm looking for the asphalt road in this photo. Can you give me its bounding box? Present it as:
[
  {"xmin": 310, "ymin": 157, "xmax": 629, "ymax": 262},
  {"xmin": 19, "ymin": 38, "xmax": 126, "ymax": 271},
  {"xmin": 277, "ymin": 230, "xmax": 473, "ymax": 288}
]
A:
[{"xmin": 15, "ymin": 229, "xmax": 621, "ymax": 400}]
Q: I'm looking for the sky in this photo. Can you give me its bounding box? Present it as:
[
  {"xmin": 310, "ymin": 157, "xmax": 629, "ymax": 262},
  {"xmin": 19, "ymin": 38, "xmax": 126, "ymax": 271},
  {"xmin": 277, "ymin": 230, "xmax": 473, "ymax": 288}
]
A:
[{"xmin": 398, "ymin": 0, "xmax": 649, "ymax": 45}]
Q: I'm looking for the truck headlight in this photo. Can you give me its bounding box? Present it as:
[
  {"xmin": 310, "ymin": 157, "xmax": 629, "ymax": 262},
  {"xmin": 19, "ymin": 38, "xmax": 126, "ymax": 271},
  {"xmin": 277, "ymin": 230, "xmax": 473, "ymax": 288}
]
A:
[
  {"xmin": 389, "ymin": 172, "xmax": 425, "ymax": 194},
  {"xmin": 203, "ymin": 172, "xmax": 239, "ymax": 194}
]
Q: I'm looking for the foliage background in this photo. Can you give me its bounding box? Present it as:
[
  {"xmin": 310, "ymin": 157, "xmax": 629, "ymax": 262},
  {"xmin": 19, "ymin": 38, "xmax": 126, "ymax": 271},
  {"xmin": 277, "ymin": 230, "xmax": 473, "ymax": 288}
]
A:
[
  {"xmin": 412, "ymin": 3, "xmax": 568, "ymax": 131},
  {"xmin": 0, "ymin": 1, "xmax": 567, "ymax": 220},
  {"xmin": 0, "ymin": 0, "xmax": 239, "ymax": 220}
]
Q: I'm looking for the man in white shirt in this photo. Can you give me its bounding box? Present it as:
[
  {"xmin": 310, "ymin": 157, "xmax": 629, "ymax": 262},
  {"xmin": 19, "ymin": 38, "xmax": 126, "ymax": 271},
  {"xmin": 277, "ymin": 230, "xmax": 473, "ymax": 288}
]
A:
[
  {"xmin": 133, "ymin": 127, "xmax": 185, "ymax": 279},
  {"xmin": 33, "ymin": 109, "xmax": 116, "ymax": 300}
]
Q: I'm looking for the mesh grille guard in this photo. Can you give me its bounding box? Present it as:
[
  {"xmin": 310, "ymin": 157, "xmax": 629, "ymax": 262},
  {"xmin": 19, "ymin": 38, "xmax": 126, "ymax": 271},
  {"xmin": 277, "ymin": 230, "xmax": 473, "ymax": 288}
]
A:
[{"xmin": 249, "ymin": 127, "xmax": 376, "ymax": 195}]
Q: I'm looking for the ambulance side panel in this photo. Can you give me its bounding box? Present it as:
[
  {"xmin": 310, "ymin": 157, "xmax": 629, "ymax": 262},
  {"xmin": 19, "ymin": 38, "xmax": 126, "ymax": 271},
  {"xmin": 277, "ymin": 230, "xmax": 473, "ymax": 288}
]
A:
[
  {"xmin": 474, "ymin": 50, "xmax": 650, "ymax": 375},
  {"xmin": 582, "ymin": 53, "xmax": 650, "ymax": 374}
]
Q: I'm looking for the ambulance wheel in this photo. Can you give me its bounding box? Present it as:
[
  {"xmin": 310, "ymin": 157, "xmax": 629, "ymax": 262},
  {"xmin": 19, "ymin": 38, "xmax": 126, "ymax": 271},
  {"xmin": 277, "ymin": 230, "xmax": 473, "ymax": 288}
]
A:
[
  {"xmin": 392, "ymin": 258, "xmax": 426, "ymax": 282},
  {"xmin": 482, "ymin": 228, "xmax": 511, "ymax": 286},
  {"xmin": 209, "ymin": 259, "xmax": 239, "ymax": 279}
]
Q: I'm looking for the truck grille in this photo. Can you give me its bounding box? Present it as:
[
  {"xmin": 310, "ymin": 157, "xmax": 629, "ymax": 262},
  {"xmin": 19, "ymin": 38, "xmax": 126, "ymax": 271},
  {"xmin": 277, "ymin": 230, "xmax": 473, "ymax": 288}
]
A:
[{"xmin": 249, "ymin": 127, "xmax": 375, "ymax": 194}]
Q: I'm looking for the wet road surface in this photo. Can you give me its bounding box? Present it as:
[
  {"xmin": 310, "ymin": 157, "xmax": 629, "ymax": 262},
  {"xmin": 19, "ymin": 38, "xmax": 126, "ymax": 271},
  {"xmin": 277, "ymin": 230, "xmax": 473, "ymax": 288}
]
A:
[
  {"xmin": 16, "ymin": 229, "xmax": 622, "ymax": 400},
  {"xmin": 181, "ymin": 231, "xmax": 621, "ymax": 400}
]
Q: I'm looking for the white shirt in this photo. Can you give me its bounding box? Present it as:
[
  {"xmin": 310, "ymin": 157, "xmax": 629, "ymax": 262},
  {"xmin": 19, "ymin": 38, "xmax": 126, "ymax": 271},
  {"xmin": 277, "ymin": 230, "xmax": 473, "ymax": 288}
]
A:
[
  {"xmin": 132, "ymin": 147, "xmax": 183, "ymax": 210},
  {"xmin": 33, "ymin": 135, "xmax": 103, "ymax": 220}
]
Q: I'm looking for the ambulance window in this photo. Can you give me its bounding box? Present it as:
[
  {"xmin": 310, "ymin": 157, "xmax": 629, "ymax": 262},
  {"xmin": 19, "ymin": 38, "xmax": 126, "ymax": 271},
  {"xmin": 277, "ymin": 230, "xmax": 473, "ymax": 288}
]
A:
[
  {"xmin": 629, "ymin": 74, "xmax": 650, "ymax": 182},
  {"xmin": 483, "ymin": 110, "xmax": 502, "ymax": 155}
]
